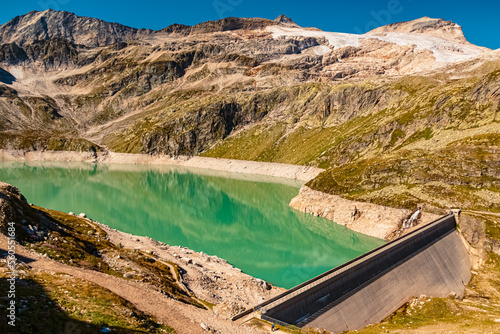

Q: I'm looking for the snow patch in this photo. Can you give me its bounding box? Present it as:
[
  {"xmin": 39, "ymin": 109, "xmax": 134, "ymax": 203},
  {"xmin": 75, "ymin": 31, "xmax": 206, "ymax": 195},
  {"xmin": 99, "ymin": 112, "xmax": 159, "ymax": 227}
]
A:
[
  {"xmin": 266, "ymin": 26, "xmax": 486, "ymax": 64},
  {"xmin": 268, "ymin": 26, "xmax": 362, "ymax": 49},
  {"xmin": 365, "ymin": 32, "xmax": 485, "ymax": 63},
  {"xmin": 302, "ymin": 45, "xmax": 332, "ymax": 56}
]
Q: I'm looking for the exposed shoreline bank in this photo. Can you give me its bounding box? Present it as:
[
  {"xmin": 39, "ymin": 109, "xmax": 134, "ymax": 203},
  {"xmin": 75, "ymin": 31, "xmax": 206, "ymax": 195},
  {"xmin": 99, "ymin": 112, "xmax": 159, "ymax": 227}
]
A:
[
  {"xmin": 0, "ymin": 149, "xmax": 323, "ymax": 183},
  {"xmin": 1, "ymin": 149, "xmax": 439, "ymax": 240},
  {"xmin": 289, "ymin": 186, "xmax": 441, "ymax": 240}
]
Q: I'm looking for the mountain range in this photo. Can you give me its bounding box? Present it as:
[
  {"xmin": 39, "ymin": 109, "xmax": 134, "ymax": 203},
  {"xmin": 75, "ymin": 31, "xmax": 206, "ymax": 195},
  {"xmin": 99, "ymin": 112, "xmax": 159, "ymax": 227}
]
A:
[{"xmin": 0, "ymin": 9, "xmax": 499, "ymax": 211}]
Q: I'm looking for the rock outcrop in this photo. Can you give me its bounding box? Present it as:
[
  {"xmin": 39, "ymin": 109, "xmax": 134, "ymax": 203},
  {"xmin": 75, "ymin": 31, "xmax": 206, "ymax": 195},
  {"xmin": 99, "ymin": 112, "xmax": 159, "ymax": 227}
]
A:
[
  {"xmin": 274, "ymin": 15, "xmax": 298, "ymax": 27},
  {"xmin": 0, "ymin": 182, "xmax": 40, "ymax": 240},
  {"xmin": 368, "ymin": 16, "xmax": 469, "ymax": 44},
  {"xmin": 289, "ymin": 186, "xmax": 440, "ymax": 240},
  {"xmin": 0, "ymin": 9, "xmax": 151, "ymax": 47},
  {"xmin": 159, "ymin": 17, "xmax": 275, "ymax": 35}
]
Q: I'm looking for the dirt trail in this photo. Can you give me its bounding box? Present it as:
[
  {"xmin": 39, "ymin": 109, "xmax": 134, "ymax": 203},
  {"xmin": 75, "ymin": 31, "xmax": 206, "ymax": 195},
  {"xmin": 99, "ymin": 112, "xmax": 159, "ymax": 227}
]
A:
[
  {"xmin": 0, "ymin": 235, "xmax": 263, "ymax": 334},
  {"xmin": 466, "ymin": 210, "xmax": 500, "ymax": 218}
]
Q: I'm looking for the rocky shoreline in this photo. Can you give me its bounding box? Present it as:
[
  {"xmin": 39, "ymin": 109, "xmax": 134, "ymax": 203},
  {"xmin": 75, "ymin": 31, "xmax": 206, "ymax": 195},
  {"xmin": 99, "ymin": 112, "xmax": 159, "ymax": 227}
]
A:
[
  {"xmin": 0, "ymin": 149, "xmax": 323, "ymax": 183},
  {"xmin": 92, "ymin": 218, "xmax": 286, "ymax": 319},
  {"xmin": 289, "ymin": 186, "xmax": 441, "ymax": 240}
]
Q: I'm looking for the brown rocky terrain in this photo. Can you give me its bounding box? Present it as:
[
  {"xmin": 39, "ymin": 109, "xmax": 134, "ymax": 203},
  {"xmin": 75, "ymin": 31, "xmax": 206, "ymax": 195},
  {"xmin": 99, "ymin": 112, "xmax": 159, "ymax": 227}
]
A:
[
  {"xmin": 289, "ymin": 186, "xmax": 440, "ymax": 240},
  {"xmin": 368, "ymin": 16, "xmax": 471, "ymax": 45},
  {"xmin": 0, "ymin": 10, "xmax": 493, "ymax": 160},
  {"xmin": 0, "ymin": 9, "xmax": 151, "ymax": 47}
]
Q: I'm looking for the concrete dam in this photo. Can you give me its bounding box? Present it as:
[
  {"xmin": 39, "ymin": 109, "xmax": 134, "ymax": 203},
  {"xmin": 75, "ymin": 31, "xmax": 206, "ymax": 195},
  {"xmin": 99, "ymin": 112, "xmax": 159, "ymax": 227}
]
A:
[{"xmin": 233, "ymin": 213, "xmax": 471, "ymax": 333}]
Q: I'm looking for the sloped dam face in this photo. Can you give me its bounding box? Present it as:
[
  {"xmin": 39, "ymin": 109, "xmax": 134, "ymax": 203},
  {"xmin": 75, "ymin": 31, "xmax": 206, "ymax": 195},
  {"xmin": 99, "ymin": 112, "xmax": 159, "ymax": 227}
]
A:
[
  {"xmin": 255, "ymin": 214, "xmax": 471, "ymax": 333},
  {"xmin": 0, "ymin": 161, "xmax": 384, "ymax": 288}
]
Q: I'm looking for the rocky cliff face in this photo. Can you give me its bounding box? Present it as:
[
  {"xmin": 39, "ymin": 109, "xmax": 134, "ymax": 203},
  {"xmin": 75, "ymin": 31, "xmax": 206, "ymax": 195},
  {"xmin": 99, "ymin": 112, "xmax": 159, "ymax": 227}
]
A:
[
  {"xmin": 0, "ymin": 181, "xmax": 40, "ymax": 239},
  {"xmin": 162, "ymin": 17, "xmax": 276, "ymax": 35},
  {"xmin": 273, "ymin": 15, "xmax": 298, "ymax": 27},
  {"xmin": 0, "ymin": 9, "xmax": 150, "ymax": 47}
]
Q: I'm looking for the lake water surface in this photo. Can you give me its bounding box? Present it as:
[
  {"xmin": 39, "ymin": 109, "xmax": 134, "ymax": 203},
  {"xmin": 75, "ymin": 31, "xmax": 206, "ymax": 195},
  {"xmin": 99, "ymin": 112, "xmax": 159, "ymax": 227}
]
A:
[{"xmin": 0, "ymin": 161, "xmax": 384, "ymax": 288}]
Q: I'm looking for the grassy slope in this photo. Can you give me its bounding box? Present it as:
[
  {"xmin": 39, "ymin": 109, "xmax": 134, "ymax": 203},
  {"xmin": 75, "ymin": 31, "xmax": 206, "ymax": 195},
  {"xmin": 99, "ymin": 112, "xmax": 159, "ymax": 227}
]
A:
[
  {"xmin": 202, "ymin": 61, "xmax": 500, "ymax": 212},
  {"xmin": 26, "ymin": 206, "xmax": 200, "ymax": 306},
  {"xmin": 0, "ymin": 271, "xmax": 175, "ymax": 334}
]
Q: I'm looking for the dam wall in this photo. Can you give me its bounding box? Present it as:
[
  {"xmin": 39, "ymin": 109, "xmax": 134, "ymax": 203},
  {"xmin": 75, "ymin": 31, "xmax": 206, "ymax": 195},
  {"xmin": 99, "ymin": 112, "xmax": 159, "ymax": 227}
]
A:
[
  {"xmin": 237, "ymin": 214, "xmax": 471, "ymax": 333},
  {"xmin": 304, "ymin": 230, "xmax": 470, "ymax": 332}
]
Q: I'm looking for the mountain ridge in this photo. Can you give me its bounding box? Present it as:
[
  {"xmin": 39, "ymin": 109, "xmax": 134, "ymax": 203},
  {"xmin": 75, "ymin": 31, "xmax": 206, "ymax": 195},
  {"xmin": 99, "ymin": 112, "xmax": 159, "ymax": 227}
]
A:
[
  {"xmin": 0, "ymin": 10, "xmax": 292, "ymax": 47},
  {"xmin": 0, "ymin": 9, "xmax": 151, "ymax": 47},
  {"xmin": 368, "ymin": 16, "xmax": 470, "ymax": 45},
  {"xmin": 0, "ymin": 10, "xmax": 488, "ymax": 49}
]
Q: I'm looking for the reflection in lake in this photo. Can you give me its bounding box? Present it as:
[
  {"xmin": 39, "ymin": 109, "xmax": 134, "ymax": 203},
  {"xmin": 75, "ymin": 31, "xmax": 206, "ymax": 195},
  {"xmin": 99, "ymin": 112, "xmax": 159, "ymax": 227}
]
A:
[{"xmin": 0, "ymin": 161, "xmax": 384, "ymax": 288}]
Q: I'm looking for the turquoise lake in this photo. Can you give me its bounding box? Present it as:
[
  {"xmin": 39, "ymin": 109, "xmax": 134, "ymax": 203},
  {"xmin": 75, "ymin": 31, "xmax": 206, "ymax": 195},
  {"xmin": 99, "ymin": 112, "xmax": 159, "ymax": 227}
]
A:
[{"xmin": 0, "ymin": 161, "xmax": 384, "ymax": 288}]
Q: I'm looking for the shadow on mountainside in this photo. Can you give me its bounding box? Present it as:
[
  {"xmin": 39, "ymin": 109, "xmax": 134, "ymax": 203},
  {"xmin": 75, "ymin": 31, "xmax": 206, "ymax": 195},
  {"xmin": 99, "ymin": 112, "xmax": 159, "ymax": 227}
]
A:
[
  {"xmin": 0, "ymin": 68, "xmax": 16, "ymax": 84},
  {"xmin": 0, "ymin": 277, "xmax": 107, "ymax": 334},
  {"xmin": 0, "ymin": 248, "xmax": 36, "ymax": 265},
  {"xmin": 0, "ymin": 274, "xmax": 174, "ymax": 334}
]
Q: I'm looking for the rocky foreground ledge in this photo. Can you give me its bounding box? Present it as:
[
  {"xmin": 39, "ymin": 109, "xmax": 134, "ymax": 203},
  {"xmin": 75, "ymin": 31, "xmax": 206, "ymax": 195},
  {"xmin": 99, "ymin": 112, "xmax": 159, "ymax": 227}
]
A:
[{"xmin": 95, "ymin": 221, "xmax": 285, "ymax": 317}]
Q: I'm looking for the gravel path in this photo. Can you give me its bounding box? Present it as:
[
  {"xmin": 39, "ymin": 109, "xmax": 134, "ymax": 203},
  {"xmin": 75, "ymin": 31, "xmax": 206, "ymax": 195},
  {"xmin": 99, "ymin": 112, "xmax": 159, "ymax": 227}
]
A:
[{"xmin": 0, "ymin": 235, "xmax": 265, "ymax": 334}]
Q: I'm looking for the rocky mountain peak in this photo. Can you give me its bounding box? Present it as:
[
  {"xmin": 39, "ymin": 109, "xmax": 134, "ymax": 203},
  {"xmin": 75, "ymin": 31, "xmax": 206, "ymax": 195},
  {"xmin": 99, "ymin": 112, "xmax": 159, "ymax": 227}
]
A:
[
  {"xmin": 0, "ymin": 9, "xmax": 151, "ymax": 47},
  {"xmin": 368, "ymin": 17, "xmax": 469, "ymax": 44},
  {"xmin": 186, "ymin": 17, "xmax": 275, "ymax": 34},
  {"xmin": 274, "ymin": 14, "xmax": 298, "ymax": 26}
]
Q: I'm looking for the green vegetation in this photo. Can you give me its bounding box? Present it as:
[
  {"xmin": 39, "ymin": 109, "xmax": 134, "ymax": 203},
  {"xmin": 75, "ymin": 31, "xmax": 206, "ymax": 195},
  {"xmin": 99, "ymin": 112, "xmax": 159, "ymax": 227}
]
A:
[
  {"xmin": 0, "ymin": 131, "xmax": 100, "ymax": 152},
  {"xmin": 403, "ymin": 127, "xmax": 433, "ymax": 145},
  {"xmin": 203, "ymin": 123, "xmax": 287, "ymax": 161},
  {"xmin": 389, "ymin": 129, "xmax": 405, "ymax": 146},
  {"xmin": 463, "ymin": 212, "xmax": 500, "ymax": 242},
  {"xmin": 307, "ymin": 139, "xmax": 500, "ymax": 212},
  {"xmin": 198, "ymin": 299, "xmax": 216, "ymax": 310},
  {"xmin": 244, "ymin": 318, "xmax": 302, "ymax": 334}
]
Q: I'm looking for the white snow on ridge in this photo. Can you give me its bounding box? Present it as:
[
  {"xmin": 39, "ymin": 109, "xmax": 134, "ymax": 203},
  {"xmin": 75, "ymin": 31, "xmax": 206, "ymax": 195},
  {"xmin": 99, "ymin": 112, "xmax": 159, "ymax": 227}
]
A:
[
  {"xmin": 365, "ymin": 32, "xmax": 486, "ymax": 63},
  {"xmin": 268, "ymin": 26, "xmax": 362, "ymax": 49},
  {"xmin": 267, "ymin": 26, "xmax": 487, "ymax": 63},
  {"xmin": 302, "ymin": 45, "xmax": 332, "ymax": 56}
]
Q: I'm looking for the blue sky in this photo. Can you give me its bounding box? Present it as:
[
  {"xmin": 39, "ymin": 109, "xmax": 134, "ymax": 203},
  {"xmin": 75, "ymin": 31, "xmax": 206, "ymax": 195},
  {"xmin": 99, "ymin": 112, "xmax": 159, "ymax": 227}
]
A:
[{"xmin": 0, "ymin": 0, "xmax": 498, "ymax": 49}]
